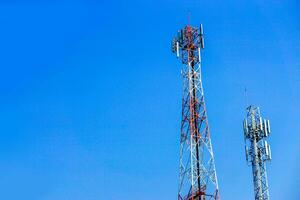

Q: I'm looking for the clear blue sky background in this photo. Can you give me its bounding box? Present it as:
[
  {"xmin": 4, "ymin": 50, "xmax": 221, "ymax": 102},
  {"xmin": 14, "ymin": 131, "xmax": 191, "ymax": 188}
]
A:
[{"xmin": 0, "ymin": 1, "xmax": 299, "ymax": 200}]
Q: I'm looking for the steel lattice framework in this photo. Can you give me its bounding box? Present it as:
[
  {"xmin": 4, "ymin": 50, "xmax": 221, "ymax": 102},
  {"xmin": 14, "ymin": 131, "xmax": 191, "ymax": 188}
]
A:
[
  {"xmin": 172, "ymin": 24, "xmax": 219, "ymax": 200},
  {"xmin": 243, "ymin": 106, "xmax": 272, "ymax": 200}
]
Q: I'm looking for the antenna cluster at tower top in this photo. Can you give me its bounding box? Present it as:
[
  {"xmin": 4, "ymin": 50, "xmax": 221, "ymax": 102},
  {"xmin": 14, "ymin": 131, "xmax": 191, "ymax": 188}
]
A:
[{"xmin": 171, "ymin": 25, "xmax": 204, "ymax": 64}]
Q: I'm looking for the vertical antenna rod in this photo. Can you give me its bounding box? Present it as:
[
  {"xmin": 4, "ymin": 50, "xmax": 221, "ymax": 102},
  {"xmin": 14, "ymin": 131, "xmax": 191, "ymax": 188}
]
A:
[
  {"xmin": 172, "ymin": 24, "xmax": 220, "ymax": 200},
  {"xmin": 243, "ymin": 105, "xmax": 272, "ymax": 200}
]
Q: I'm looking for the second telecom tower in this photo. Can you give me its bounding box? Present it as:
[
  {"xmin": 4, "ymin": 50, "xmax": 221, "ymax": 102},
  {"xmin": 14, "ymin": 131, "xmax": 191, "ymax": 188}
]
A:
[
  {"xmin": 243, "ymin": 106, "xmax": 272, "ymax": 200},
  {"xmin": 172, "ymin": 24, "xmax": 219, "ymax": 200}
]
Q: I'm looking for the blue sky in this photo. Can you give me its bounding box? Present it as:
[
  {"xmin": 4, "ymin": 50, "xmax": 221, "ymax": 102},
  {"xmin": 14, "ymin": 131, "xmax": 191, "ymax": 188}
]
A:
[{"xmin": 0, "ymin": 1, "xmax": 299, "ymax": 200}]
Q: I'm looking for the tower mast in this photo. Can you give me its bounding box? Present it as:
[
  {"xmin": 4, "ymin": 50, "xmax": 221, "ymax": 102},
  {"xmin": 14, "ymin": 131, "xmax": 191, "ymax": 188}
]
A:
[
  {"xmin": 172, "ymin": 24, "xmax": 219, "ymax": 200},
  {"xmin": 243, "ymin": 105, "xmax": 272, "ymax": 200}
]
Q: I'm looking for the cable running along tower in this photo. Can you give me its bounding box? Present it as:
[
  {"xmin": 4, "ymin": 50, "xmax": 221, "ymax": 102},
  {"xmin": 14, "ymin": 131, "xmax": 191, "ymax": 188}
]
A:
[
  {"xmin": 243, "ymin": 106, "xmax": 272, "ymax": 200},
  {"xmin": 172, "ymin": 24, "xmax": 219, "ymax": 200}
]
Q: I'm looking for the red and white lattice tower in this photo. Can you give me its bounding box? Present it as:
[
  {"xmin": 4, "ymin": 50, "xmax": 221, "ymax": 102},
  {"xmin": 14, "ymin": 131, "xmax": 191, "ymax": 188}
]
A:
[{"xmin": 172, "ymin": 24, "xmax": 220, "ymax": 200}]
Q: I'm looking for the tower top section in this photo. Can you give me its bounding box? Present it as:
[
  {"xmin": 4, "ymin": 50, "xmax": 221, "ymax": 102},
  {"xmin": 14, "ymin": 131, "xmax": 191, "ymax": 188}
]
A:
[
  {"xmin": 243, "ymin": 105, "xmax": 271, "ymax": 142},
  {"xmin": 171, "ymin": 24, "xmax": 205, "ymax": 64}
]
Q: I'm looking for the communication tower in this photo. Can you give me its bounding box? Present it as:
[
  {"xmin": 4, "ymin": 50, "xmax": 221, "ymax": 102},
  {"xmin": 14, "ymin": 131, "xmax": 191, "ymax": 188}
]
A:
[
  {"xmin": 243, "ymin": 105, "xmax": 272, "ymax": 200},
  {"xmin": 171, "ymin": 24, "xmax": 220, "ymax": 200}
]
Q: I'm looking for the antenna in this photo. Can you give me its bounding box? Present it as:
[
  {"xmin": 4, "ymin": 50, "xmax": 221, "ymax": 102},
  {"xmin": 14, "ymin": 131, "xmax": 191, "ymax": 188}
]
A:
[
  {"xmin": 187, "ymin": 11, "xmax": 191, "ymax": 26},
  {"xmin": 244, "ymin": 87, "xmax": 249, "ymax": 107}
]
